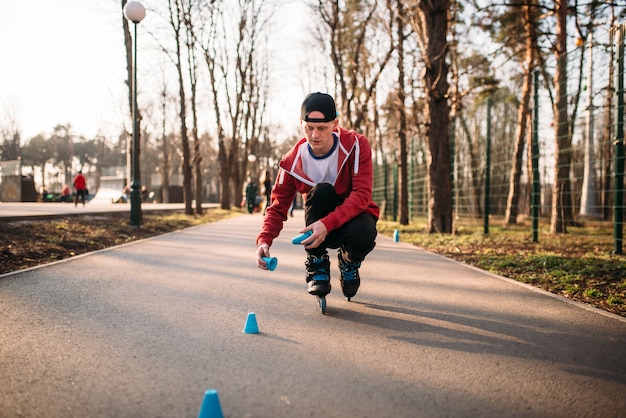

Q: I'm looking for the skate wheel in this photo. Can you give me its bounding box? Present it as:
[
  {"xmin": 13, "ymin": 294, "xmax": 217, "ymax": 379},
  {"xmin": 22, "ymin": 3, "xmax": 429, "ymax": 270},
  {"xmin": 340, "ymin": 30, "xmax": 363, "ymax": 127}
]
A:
[
  {"xmin": 317, "ymin": 296, "xmax": 327, "ymax": 314},
  {"xmin": 346, "ymin": 296, "xmax": 351, "ymax": 301}
]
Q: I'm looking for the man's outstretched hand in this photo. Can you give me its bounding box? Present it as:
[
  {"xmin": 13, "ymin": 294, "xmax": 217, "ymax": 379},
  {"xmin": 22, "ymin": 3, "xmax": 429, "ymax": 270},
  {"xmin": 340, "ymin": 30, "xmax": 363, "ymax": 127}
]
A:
[{"xmin": 256, "ymin": 243, "xmax": 271, "ymax": 270}]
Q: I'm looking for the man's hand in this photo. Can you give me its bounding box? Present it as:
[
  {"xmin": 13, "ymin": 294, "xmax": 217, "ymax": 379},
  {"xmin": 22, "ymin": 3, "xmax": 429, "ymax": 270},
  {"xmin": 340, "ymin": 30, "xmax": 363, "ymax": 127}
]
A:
[
  {"xmin": 300, "ymin": 221, "xmax": 328, "ymax": 249},
  {"xmin": 256, "ymin": 243, "xmax": 271, "ymax": 270}
]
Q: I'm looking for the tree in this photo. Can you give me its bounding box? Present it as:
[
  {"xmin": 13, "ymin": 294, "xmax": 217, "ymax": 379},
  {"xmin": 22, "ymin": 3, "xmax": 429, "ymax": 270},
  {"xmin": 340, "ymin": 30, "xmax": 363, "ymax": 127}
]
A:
[
  {"xmin": 391, "ymin": 0, "xmax": 410, "ymax": 225},
  {"xmin": 550, "ymin": 0, "xmax": 571, "ymax": 234},
  {"xmin": 200, "ymin": 0, "xmax": 272, "ymax": 210},
  {"xmin": 201, "ymin": 4, "xmax": 230, "ymax": 209},
  {"xmin": 91, "ymin": 134, "xmax": 118, "ymax": 193},
  {"xmin": 407, "ymin": 0, "xmax": 453, "ymax": 233},
  {"xmin": 73, "ymin": 138, "xmax": 98, "ymax": 172},
  {"xmin": 0, "ymin": 133, "xmax": 20, "ymax": 162},
  {"xmin": 121, "ymin": 0, "xmax": 142, "ymax": 194},
  {"xmin": 182, "ymin": 0, "xmax": 204, "ymax": 214},
  {"xmin": 313, "ymin": 0, "xmax": 394, "ymax": 138},
  {"xmin": 21, "ymin": 135, "xmax": 49, "ymax": 190},
  {"xmin": 450, "ymin": 49, "xmax": 500, "ymax": 218},
  {"xmin": 167, "ymin": 0, "xmax": 193, "ymax": 215},
  {"xmin": 50, "ymin": 124, "xmax": 74, "ymax": 186},
  {"xmin": 599, "ymin": 5, "xmax": 619, "ymax": 220},
  {"xmin": 574, "ymin": 1, "xmax": 611, "ymax": 219},
  {"xmin": 497, "ymin": 0, "xmax": 539, "ymax": 225},
  {"xmin": 0, "ymin": 101, "xmax": 22, "ymax": 161},
  {"xmin": 157, "ymin": 82, "xmax": 172, "ymax": 203}
]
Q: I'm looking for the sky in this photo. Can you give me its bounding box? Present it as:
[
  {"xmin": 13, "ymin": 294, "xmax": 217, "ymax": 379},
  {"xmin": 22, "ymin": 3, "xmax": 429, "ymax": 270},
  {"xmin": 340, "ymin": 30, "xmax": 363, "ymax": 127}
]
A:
[
  {"xmin": 0, "ymin": 0, "xmax": 313, "ymax": 143},
  {"xmin": 0, "ymin": 0, "xmax": 130, "ymax": 140}
]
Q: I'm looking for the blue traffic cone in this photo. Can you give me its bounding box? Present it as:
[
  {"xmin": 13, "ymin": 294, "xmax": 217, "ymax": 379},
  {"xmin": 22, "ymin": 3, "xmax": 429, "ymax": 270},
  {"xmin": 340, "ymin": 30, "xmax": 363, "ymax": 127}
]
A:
[
  {"xmin": 393, "ymin": 229, "xmax": 399, "ymax": 242},
  {"xmin": 198, "ymin": 389, "xmax": 224, "ymax": 418},
  {"xmin": 243, "ymin": 312, "xmax": 259, "ymax": 334}
]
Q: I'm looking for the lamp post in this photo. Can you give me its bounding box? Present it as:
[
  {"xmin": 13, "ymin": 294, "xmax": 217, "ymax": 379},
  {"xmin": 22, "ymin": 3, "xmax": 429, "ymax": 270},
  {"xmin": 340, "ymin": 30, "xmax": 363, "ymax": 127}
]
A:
[{"xmin": 124, "ymin": 1, "xmax": 146, "ymax": 227}]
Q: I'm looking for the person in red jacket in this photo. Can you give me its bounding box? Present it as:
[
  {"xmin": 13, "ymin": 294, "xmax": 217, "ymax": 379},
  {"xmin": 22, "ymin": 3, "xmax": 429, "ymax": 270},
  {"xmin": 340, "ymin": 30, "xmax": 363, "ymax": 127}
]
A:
[
  {"xmin": 73, "ymin": 170, "xmax": 87, "ymax": 207},
  {"xmin": 255, "ymin": 92, "xmax": 379, "ymax": 300}
]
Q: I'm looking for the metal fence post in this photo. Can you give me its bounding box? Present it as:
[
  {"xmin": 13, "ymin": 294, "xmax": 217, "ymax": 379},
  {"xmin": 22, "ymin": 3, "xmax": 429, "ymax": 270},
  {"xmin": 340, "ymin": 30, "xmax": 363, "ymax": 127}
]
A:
[
  {"xmin": 393, "ymin": 161, "xmax": 398, "ymax": 222},
  {"xmin": 484, "ymin": 97, "xmax": 492, "ymax": 235},
  {"xmin": 450, "ymin": 114, "xmax": 456, "ymax": 221},
  {"xmin": 532, "ymin": 70, "xmax": 541, "ymax": 243},
  {"xmin": 614, "ymin": 23, "xmax": 625, "ymax": 255}
]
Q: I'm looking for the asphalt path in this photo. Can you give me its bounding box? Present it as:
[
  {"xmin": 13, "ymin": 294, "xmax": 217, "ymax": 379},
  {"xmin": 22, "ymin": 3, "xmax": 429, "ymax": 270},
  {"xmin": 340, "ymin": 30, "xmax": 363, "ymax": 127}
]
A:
[
  {"xmin": 0, "ymin": 201, "xmax": 213, "ymax": 220},
  {"xmin": 1, "ymin": 209, "xmax": 625, "ymax": 417}
]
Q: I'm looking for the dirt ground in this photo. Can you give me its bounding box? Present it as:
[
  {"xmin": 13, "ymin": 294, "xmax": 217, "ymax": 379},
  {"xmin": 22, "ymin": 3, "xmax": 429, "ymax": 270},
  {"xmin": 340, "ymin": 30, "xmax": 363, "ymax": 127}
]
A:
[{"xmin": 0, "ymin": 211, "xmax": 229, "ymax": 275}]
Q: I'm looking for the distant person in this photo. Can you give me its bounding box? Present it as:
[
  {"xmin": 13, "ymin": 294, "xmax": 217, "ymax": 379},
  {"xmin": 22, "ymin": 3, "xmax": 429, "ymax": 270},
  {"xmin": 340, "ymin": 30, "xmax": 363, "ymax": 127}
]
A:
[
  {"xmin": 61, "ymin": 184, "xmax": 71, "ymax": 202},
  {"xmin": 116, "ymin": 184, "xmax": 130, "ymax": 203},
  {"xmin": 261, "ymin": 170, "xmax": 272, "ymax": 215},
  {"xmin": 245, "ymin": 176, "xmax": 258, "ymax": 214},
  {"xmin": 73, "ymin": 171, "xmax": 87, "ymax": 207},
  {"xmin": 289, "ymin": 195, "xmax": 297, "ymax": 217}
]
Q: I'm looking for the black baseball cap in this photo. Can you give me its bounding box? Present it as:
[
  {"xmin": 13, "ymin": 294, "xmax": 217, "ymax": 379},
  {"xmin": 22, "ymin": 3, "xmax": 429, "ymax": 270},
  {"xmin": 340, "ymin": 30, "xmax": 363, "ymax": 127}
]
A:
[{"xmin": 301, "ymin": 92, "xmax": 337, "ymax": 122}]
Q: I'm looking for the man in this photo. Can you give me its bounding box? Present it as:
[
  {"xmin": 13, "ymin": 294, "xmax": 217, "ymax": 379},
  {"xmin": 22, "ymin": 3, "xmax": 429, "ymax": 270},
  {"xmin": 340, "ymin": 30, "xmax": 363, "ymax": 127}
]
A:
[
  {"xmin": 73, "ymin": 170, "xmax": 87, "ymax": 207},
  {"xmin": 255, "ymin": 92, "xmax": 379, "ymax": 300},
  {"xmin": 244, "ymin": 176, "xmax": 259, "ymax": 214}
]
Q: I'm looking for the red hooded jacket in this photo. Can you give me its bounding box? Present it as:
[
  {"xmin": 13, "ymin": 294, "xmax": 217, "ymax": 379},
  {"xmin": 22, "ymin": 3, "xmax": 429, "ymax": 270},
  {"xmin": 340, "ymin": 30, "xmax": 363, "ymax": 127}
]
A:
[
  {"xmin": 73, "ymin": 173, "xmax": 86, "ymax": 191},
  {"xmin": 256, "ymin": 127, "xmax": 379, "ymax": 247}
]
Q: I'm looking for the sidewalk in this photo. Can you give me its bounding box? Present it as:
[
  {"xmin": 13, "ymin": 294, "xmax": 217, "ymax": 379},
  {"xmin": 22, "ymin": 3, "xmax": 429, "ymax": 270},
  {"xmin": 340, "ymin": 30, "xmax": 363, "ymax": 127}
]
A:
[
  {"xmin": 0, "ymin": 201, "xmax": 218, "ymax": 220},
  {"xmin": 1, "ymin": 211, "xmax": 625, "ymax": 417}
]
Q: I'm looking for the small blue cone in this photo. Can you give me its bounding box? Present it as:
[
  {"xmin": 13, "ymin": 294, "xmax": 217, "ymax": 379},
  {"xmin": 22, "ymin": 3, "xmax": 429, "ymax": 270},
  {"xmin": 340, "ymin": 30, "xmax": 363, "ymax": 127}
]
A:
[
  {"xmin": 262, "ymin": 256, "xmax": 278, "ymax": 271},
  {"xmin": 243, "ymin": 312, "xmax": 259, "ymax": 334},
  {"xmin": 198, "ymin": 389, "xmax": 224, "ymax": 418},
  {"xmin": 393, "ymin": 229, "xmax": 399, "ymax": 242}
]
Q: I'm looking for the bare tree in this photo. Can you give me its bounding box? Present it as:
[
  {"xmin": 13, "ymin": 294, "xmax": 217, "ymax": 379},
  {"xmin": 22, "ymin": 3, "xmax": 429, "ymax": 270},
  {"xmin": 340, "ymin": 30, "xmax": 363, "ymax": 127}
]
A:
[
  {"xmin": 550, "ymin": 0, "xmax": 571, "ymax": 233},
  {"xmin": 0, "ymin": 100, "xmax": 22, "ymax": 161},
  {"xmin": 50, "ymin": 124, "xmax": 74, "ymax": 186},
  {"xmin": 158, "ymin": 82, "xmax": 172, "ymax": 203},
  {"xmin": 503, "ymin": 0, "xmax": 538, "ymax": 225},
  {"xmin": 182, "ymin": 0, "xmax": 203, "ymax": 214},
  {"xmin": 200, "ymin": 0, "xmax": 272, "ymax": 209},
  {"xmin": 600, "ymin": 5, "xmax": 618, "ymax": 221},
  {"xmin": 391, "ymin": 0, "xmax": 410, "ymax": 225},
  {"xmin": 313, "ymin": 0, "xmax": 394, "ymax": 137},
  {"xmin": 166, "ymin": 0, "xmax": 193, "ymax": 215},
  {"xmin": 407, "ymin": 0, "xmax": 453, "ymax": 233},
  {"xmin": 21, "ymin": 135, "xmax": 49, "ymax": 191},
  {"xmin": 201, "ymin": 5, "xmax": 230, "ymax": 209},
  {"xmin": 121, "ymin": 0, "xmax": 142, "ymax": 193}
]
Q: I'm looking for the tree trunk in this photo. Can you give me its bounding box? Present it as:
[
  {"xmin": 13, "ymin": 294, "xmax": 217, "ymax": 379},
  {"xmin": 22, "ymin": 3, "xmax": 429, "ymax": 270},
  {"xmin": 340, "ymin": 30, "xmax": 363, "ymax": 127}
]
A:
[
  {"xmin": 459, "ymin": 115, "xmax": 482, "ymax": 217},
  {"xmin": 580, "ymin": 33, "xmax": 599, "ymax": 218},
  {"xmin": 168, "ymin": 0, "xmax": 193, "ymax": 215},
  {"xmin": 122, "ymin": 0, "xmax": 136, "ymax": 197},
  {"xmin": 550, "ymin": 0, "xmax": 572, "ymax": 234},
  {"xmin": 601, "ymin": 22, "xmax": 616, "ymax": 220},
  {"xmin": 218, "ymin": 139, "xmax": 231, "ymax": 210},
  {"xmin": 183, "ymin": 1, "xmax": 203, "ymax": 215},
  {"xmin": 396, "ymin": 0, "xmax": 409, "ymax": 225},
  {"xmin": 504, "ymin": 0, "xmax": 535, "ymax": 225},
  {"xmin": 418, "ymin": 0, "xmax": 453, "ymax": 233}
]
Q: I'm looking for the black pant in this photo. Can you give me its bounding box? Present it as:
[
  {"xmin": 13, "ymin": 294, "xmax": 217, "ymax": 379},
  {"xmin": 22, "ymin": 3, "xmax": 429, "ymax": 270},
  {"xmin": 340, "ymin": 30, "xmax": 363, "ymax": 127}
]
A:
[
  {"xmin": 75, "ymin": 189, "xmax": 86, "ymax": 205},
  {"xmin": 304, "ymin": 183, "xmax": 377, "ymax": 262},
  {"xmin": 246, "ymin": 198, "xmax": 255, "ymax": 214}
]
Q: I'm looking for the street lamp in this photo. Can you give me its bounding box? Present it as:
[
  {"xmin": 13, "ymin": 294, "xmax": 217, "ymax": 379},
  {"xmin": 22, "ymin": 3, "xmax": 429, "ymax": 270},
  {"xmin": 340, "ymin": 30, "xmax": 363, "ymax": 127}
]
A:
[{"xmin": 124, "ymin": 1, "xmax": 146, "ymax": 227}]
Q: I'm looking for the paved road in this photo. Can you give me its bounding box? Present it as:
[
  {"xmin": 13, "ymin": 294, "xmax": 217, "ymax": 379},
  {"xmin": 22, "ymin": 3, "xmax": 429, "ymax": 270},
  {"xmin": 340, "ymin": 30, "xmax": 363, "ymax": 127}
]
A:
[
  {"xmin": 0, "ymin": 201, "xmax": 215, "ymax": 220},
  {"xmin": 1, "ymin": 210, "xmax": 625, "ymax": 417}
]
